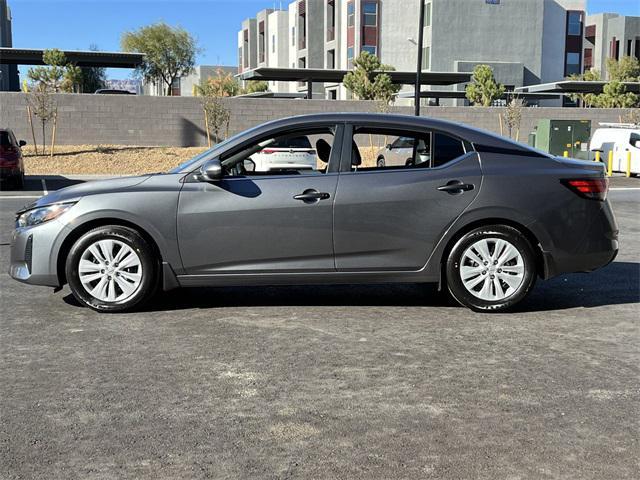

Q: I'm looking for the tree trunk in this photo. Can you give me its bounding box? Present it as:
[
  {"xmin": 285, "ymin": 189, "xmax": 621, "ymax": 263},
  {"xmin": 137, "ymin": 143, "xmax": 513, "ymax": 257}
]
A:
[
  {"xmin": 27, "ymin": 106, "xmax": 38, "ymax": 155},
  {"xmin": 41, "ymin": 121, "xmax": 46, "ymax": 156}
]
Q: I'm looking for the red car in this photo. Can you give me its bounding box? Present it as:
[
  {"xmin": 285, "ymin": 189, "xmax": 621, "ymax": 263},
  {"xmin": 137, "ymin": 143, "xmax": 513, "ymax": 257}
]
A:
[{"xmin": 0, "ymin": 129, "xmax": 26, "ymax": 189}]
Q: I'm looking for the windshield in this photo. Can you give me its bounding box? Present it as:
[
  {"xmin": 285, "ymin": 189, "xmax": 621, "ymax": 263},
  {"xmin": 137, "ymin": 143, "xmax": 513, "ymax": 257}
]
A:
[{"xmin": 168, "ymin": 123, "xmax": 268, "ymax": 174}]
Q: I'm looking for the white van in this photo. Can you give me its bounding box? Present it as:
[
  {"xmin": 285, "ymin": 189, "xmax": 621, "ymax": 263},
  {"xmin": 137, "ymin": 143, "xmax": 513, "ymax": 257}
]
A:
[{"xmin": 589, "ymin": 123, "xmax": 640, "ymax": 175}]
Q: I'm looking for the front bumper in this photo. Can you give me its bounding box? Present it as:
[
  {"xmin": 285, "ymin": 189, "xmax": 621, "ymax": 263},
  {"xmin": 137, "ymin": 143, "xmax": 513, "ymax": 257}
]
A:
[{"xmin": 9, "ymin": 221, "xmax": 65, "ymax": 288}]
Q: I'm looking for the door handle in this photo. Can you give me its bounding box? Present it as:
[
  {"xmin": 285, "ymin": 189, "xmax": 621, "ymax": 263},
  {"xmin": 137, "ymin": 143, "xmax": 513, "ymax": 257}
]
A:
[
  {"xmin": 437, "ymin": 180, "xmax": 474, "ymax": 194},
  {"xmin": 293, "ymin": 189, "xmax": 330, "ymax": 203}
]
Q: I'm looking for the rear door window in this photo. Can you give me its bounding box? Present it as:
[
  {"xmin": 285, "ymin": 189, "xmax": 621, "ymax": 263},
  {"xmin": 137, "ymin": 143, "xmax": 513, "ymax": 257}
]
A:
[{"xmin": 349, "ymin": 127, "xmax": 468, "ymax": 171}]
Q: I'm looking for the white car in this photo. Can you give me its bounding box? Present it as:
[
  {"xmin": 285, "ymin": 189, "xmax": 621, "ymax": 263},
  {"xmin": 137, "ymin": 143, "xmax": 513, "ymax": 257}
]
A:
[
  {"xmin": 589, "ymin": 123, "xmax": 640, "ymax": 175},
  {"xmin": 248, "ymin": 136, "xmax": 317, "ymax": 172},
  {"xmin": 376, "ymin": 136, "xmax": 431, "ymax": 168}
]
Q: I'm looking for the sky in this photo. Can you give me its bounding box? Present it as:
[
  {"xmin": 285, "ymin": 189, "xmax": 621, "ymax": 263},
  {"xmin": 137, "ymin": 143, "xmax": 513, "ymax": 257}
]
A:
[{"xmin": 8, "ymin": 0, "xmax": 640, "ymax": 81}]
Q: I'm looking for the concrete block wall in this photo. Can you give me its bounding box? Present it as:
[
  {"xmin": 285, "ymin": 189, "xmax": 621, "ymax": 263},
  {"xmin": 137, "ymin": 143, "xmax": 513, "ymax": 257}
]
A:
[{"xmin": 0, "ymin": 92, "xmax": 634, "ymax": 147}]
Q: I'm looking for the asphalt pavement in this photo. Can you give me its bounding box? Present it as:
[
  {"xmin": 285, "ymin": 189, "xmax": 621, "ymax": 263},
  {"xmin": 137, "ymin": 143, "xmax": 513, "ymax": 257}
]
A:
[{"xmin": 0, "ymin": 176, "xmax": 638, "ymax": 479}]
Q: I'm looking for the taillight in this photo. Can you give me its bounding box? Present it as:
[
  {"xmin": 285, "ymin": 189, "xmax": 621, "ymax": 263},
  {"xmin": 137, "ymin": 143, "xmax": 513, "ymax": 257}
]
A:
[
  {"xmin": 261, "ymin": 149, "xmax": 276, "ymax": 154},
  {"xmin": 562, "ymin": 178, "xmax": 608, "ymax": 201}
]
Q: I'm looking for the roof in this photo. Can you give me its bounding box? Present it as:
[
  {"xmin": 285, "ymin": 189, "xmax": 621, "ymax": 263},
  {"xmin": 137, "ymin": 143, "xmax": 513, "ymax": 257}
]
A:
[
  {"xmin": 516, "ymin": 80, "xmax": 640, "ymax": 94},
  {"xmin": 190, "ymin": 112, "xmax": 540, "ymax": 159},
  {"xmin": 237, "ymin": 67, "xmax": 471, "ymax": 86},
  {"xmin": 0, "ymin": 47, "xmax": 144, "ymax": 68}
]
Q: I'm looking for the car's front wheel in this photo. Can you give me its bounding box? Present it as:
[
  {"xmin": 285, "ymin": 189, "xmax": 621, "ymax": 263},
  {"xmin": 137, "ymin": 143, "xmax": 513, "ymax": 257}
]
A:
[
  {"xmin": 65, "ymin": 225, "xmax": 158, "ymax": 312},
  {"xmin": 445, "ymin": 225, "xmax": 537, "ymax": 312},
  {"xmin": 377, "ymin": 157, "xmax": 385, "ymax": 168}
]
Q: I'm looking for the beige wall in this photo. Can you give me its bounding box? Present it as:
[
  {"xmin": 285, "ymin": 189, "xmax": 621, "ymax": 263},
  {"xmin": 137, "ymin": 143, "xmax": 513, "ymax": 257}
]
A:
[{"xmin": 1, "ymin": 92, "xmax": 633, "ymax": 147}]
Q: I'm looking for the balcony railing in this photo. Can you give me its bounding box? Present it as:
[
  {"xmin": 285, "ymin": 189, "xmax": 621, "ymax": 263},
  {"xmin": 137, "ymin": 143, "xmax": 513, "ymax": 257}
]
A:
[{"xmin": 327, "ymin": 27, "xmax": 335, "ymax": 42}]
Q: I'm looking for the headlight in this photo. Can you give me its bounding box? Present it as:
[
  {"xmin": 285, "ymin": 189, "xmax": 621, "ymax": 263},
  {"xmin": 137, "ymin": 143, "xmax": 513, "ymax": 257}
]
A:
[{"xmin": 16, "ymin": 203, "xmax": 76, "ymax": 228}]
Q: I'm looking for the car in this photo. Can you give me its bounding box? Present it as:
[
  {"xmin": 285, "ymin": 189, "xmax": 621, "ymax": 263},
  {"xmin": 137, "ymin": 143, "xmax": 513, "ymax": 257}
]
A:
[
  {"xmin": 248, "ymin": 135, "xmax": 318, "ymax": 172},
  {"xmin": 9, "ymin": 113, "xmax": 618, "ymax": 313},
  {"xmin": 376, "ymin": 136, "xmax": 431, "ymax": 168},
  {"xmin": 589, "ymin": 123, "xmax": 640, "ymax": 175},
  {"xmin": 0, "ymin": 129, "xmax": 26, "ymax": 189}
]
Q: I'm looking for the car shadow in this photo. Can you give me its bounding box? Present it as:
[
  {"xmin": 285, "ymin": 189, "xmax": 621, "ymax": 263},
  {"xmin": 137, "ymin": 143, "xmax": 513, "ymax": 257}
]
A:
[{"xmin": 62, "ymin": 261, "xmax": 639, "ymax": 313}]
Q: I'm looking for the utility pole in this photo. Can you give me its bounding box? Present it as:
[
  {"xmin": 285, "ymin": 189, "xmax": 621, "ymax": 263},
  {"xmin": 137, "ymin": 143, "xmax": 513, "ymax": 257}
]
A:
[{"xmin": 414, "ymin": 0, "xmax": 426, "ymax": 116}]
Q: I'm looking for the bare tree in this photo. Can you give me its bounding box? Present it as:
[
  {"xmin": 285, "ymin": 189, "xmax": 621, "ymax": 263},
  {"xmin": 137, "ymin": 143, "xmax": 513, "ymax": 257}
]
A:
[
  {"xmin": 26, "ymin": 85, "xmax": 56, "ymax": 155},
  {"xmin": 500, "ymin": 96, "xmax": 526, "ymax": 141}
]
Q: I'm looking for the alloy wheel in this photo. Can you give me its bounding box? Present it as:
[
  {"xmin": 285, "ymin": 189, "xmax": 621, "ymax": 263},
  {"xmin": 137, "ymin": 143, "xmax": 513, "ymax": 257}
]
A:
[
  {"xmin": 78, "ymin": 239, "xmax": 143, "ymax": 302},
  {"xmin": 459, "ymin": 237, "xmax": 525, "ymax": 301}
]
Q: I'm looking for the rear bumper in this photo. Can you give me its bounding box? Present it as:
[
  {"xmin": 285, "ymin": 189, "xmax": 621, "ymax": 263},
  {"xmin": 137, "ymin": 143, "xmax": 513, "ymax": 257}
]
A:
[
  {"xmin": 540, "ymin": 198, "xmax": 619, "ymax": 279},
  {"xmin": 0, "ymin": 167, "xmax": 21, "ymax": 178}
]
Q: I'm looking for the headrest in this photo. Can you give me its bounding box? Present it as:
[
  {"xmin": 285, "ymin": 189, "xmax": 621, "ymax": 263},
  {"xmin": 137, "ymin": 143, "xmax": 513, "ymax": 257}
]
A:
[{"xmin": 316, "ymin": 139, "xmax": 331, "ymax": 163}]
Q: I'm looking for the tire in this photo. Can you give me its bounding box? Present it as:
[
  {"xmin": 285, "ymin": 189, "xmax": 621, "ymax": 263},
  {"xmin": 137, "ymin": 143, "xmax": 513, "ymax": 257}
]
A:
[
  {"xmin": 377, "ymin": 157, "xmax": 385, "ymax": 168},
  {"xmin": 65, "ymin": 225, "xmax": 158, "ymax": 312},
  {"xmin": 14, "ymin": 173, "xmax": 24, "ymax": 190},
  {"xmin": 445, "ymin": 225, "xmax": 537, "ymax": 312}
]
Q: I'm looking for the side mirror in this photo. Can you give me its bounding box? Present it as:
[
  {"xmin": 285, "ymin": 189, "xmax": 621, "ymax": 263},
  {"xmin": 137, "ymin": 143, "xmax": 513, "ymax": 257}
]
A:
[
  {"xmin": 18, "ymin": 140, "xmax": 27, "ymax": 147},
  {"xmin": 200, "ymin": 158, "xmax": 223, "ymax": 181},
  {"xmin": 386, "ymin": 144, "xmax": 392, "ymax": 150}
]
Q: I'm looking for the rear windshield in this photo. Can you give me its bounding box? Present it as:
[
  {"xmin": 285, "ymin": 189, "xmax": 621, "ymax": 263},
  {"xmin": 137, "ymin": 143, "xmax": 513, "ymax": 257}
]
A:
[{"xmin": 269, "ymin": 136, "xmax": 313, "ymax": 149}]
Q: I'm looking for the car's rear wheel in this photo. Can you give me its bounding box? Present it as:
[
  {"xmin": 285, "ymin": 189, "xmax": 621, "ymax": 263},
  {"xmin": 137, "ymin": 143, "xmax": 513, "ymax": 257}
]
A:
[
  {"xmin": 65, "ymin": 225, "xmax": 158, "ymax": 312},
  {"xmin": 446, "ymin": 225, "xmax": 537, "ymax": 312}
]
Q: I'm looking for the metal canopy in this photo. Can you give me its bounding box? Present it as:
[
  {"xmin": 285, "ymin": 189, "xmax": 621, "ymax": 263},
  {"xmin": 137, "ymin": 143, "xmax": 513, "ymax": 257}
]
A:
[
  {"xmin": 516, "ymin": 80, "xmax": 640, "ymax": 94},
  {"xmin": 0, "ymin": 47, "xmax": 144, "ymax": 68},
  {"xmin": 237, "ymin": 67, "xmax": 471, "ymax": 86},
  {"xmin": 398, "ymin": 90, "xmax": 564, "ymax": 100}
]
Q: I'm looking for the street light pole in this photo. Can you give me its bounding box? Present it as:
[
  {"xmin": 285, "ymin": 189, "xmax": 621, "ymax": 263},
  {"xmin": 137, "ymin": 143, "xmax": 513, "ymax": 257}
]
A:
[{"xmin": 414, "ymin": 0, "xmax": 425, "ymax": 116}]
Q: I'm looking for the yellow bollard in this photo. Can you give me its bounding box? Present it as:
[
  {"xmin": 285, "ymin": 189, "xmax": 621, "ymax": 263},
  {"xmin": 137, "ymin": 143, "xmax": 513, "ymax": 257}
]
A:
[
  {"xmin": 595, "ymin": 151, "xmax": 601, "ymax": 163},
  {"xmin": 607, "ymin": 151, "xmax": 613, "ymax": 177},
  {"xmin": 563, "ymin": 151, "xmax": 569, "ymax": 158},
  {"xmin": 626, "ymin": 150, "xmax": 632, "ymax": 178}
]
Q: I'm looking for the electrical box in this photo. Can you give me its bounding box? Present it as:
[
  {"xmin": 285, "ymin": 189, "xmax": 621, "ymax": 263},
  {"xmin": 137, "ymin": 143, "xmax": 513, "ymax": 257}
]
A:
[{"xmin": 532, "ymin": 120, "xmax": 592, "ymax": 159}]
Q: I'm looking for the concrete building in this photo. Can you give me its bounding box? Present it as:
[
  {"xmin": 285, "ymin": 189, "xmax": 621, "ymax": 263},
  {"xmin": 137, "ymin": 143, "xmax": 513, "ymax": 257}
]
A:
[
  {"xmin": 143, "ymin": 65, "xmax": 237, "ymax": 96},
  {"xmin": 0, "ymin": 0, "xmax": 19, "ymax": 91},
  {"xmin": 238, "ymin": 0, "xmax": 589, "ymax": 105},
  {"xmin": 583, "ymin": 13, "xmax": 640, "ymax": 78}
]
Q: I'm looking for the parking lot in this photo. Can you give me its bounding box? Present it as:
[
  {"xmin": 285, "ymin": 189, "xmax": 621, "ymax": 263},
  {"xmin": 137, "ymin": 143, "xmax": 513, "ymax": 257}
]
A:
[{"xmin": 1, "ymin": 176, "xmax": 638, "ymax": 479}]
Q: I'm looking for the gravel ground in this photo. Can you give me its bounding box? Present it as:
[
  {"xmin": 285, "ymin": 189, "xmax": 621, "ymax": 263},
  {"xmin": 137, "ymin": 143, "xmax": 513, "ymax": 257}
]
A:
[
  {"xmin": 23, "ymin": 145, "xmax": 207, "ymax": 176},
  {"xmin": 0, "ymin": 188, "xmax": 638, "ymax": 480}
]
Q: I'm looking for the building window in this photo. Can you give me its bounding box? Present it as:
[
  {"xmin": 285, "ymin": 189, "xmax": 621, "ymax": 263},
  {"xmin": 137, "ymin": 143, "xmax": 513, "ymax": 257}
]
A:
[
  {"xmin": 327, "ymin": 49, "xmax": 335, "ymax": 69},
  {"xmin": 272, "ymin": 34, "xmax": 276, "ymax": 53},
  {"xmin": 635, "ymin": 39, "xmax": 640, "ymax": 61},
  {"xmin": 567, "ymin": 11, "xmax": 582, "ymax": 36},
  {"xmin": 347, "ymin": 2, "xmax": 355, "ymax": 27},
  {"xmin": 627, "ymin": 39, "xmax": 632, "ymax": 56},
  {"xmin": 238, "ymin": 47, "xmax": 242, "ymax": 71},
  {"xmin": 243, "ymin": 30, "xmax": 249, "ymax": 68},
  {"xmin": 258, "ymin": 21, "xmax": 265, "ymax": 63},
  {"xmin": 424, "ymin": 2, "xmax": 431, "ymax": 27},
  {"xmin": 421, "ymin": 46, "xmax": 430, "ymax": 70},
  {"xmin": 298, "ymin": 1, "xmax": 307, "ymax": 49},
  {"xmin": 363, "ymin": 2, "xmax": 377, "ymax": 26},
  {"xmin": 327, "ymin": 0, "xmax": 336, "ymax": 41},
  {"xmin": 362, "ymin": 46, "xmax": 376, "ymax": 56},
  {"xmin": 347, "ymin": 46, "xmax": 354, "ymax": 68},
  {"xmin": 327, "ymin": 89, "xmax": 337, "ymax": 100},
  {"xmin": 298, "ymin": 57, "xmax": 306, "ymax": 87},
  {"xmin": 566, "ymin": 52, "xmax": 581, "ymax": 75}
]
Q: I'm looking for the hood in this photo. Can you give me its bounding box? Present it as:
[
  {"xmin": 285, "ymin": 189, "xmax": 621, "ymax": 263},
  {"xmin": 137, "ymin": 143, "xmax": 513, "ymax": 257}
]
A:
[{"xmin": 24, "ymin": 175, "xmax": 153, "ymax": 211}]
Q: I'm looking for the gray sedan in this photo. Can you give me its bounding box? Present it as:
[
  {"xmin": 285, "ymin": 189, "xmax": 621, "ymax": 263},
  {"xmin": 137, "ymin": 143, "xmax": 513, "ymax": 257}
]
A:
[{"xmin": 9, "ymin": 113, "xmax": 618, "ymax": 313}]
